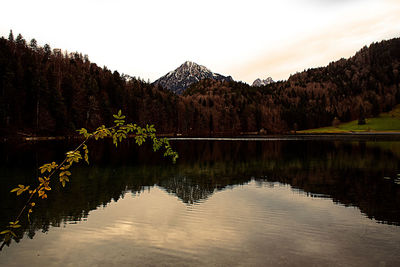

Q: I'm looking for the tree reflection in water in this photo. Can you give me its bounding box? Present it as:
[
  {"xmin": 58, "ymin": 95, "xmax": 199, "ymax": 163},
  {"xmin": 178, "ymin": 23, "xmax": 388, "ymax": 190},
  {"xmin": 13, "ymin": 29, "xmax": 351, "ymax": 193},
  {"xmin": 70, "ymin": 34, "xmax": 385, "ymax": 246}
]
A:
[{"xmin": 1, "ymin": 139, "xmax": 400, "ymax": 245}]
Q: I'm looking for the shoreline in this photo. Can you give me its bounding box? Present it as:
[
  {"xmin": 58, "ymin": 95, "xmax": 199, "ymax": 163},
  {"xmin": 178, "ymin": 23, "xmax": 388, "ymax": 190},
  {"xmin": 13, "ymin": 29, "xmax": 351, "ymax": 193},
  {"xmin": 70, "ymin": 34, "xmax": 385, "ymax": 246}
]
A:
[
  {"xmin": 171, "ymin": 133, "xmax": 400, "ymax": 141},
  {"xmin": 3, "ymin": 132, "xmax": 400, "ymax": 142}
]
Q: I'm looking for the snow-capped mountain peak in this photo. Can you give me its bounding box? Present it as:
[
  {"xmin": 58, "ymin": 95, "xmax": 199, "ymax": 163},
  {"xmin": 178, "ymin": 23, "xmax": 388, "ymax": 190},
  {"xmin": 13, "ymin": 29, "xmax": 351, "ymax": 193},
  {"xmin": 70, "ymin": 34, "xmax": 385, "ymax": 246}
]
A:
[
  {"xmin": 252, "ymin": 77, "xmax": 274, "ymax": 87},
  {"xmin": 154, "ymin": 61, "xmax": 232, "ymax": 94}
]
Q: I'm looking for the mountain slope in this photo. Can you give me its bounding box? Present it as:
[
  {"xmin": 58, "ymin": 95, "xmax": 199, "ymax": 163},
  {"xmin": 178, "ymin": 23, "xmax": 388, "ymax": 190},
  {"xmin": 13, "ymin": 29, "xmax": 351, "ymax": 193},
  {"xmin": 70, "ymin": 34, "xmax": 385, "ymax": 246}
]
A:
[
  {"xmin": 153, "ymin": 61, "xmax": 232, "ymax": 94},
  {"xmin": 183, "ymin": 37, "xmax": 400, "ymax": 132}
]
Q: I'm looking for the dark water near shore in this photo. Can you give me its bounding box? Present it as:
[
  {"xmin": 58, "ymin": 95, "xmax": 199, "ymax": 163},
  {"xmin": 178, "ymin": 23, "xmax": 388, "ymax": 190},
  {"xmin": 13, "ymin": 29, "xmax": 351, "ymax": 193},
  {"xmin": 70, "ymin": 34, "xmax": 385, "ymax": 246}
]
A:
[{"xmin": 0, "ymin": 139, "xmax": 400, "ymax": 266}]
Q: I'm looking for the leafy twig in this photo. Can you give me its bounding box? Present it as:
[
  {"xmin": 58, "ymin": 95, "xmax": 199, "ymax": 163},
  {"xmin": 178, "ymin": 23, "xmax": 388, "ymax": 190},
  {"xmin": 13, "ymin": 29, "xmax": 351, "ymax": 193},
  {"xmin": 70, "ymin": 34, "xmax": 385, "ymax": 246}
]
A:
[{"xmin": 0, "ymin": 110, "xmax": 178, "ymax": 250}]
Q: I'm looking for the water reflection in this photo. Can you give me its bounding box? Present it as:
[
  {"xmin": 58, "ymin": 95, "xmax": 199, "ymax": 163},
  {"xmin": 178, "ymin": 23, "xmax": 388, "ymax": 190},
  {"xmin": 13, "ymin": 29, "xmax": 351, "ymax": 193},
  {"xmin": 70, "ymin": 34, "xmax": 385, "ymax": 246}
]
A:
[
  {"xmin": 2, "ymin": 182, "xmax": 400, "ymax": 266},
  {"xmin": 0, "ymin": 140, "xmax": 400, "ymax": 249}
]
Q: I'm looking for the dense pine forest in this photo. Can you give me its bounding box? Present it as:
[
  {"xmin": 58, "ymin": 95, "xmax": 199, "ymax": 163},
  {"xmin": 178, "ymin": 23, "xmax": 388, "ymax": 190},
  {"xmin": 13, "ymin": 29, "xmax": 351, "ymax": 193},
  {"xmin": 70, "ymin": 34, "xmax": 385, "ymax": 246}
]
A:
[{"xmin": 1, "ymin": 31, "xmax": 399, "ymax": 136}]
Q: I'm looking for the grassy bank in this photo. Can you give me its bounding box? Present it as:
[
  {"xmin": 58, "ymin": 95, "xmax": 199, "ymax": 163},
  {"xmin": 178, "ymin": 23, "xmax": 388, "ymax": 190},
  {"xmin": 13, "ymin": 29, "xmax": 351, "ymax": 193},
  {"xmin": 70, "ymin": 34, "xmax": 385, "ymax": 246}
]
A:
[{"xmin": 299, "ymin": 105, "xmax": 400, "ymax": 133}]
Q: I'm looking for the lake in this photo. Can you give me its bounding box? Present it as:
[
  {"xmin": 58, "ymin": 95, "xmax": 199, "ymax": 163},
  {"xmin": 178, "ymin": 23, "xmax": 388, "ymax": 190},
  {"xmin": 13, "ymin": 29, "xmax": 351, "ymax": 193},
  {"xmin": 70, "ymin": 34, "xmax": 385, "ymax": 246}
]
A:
[{"xmin": 0, "ymin": 139, "xmax": 400, "ymax": 266}]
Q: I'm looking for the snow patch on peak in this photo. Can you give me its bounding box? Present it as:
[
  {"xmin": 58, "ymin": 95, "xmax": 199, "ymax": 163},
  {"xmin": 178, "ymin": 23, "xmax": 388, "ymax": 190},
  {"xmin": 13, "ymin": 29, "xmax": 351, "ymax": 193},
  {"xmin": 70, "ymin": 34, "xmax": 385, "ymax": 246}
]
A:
[
  {"xmin": 153, "ymin": 61, "xmax": 233, "ymax": 94},
  {"xmin": 252, "ymin": 77, "xmax": 274, "ymax": 87}
]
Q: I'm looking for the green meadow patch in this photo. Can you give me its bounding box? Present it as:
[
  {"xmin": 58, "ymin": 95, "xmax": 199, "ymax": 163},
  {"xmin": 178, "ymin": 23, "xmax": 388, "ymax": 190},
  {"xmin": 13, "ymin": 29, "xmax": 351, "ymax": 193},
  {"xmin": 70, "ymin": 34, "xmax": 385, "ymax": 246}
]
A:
[{"xmin": 300, "ymin": 105, "xmax": 400, "ymax": 133}]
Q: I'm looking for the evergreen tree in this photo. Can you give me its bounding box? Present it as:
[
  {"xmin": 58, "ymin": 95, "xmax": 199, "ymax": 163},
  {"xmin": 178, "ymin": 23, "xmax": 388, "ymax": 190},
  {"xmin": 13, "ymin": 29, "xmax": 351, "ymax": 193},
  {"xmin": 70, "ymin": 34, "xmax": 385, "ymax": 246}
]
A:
[
  {"xmin": 358, "ymin": 106, "xmax": 366, "ymax": 125},
  {"xmin": 15, "ymin": 34, "xmax": 26, "ymax": 46},
  {"xmin": 8, "ymin": 30, "xmax": 14, "ymax": 42},
  {"xmin": 29, "ymin": 39, "xmax": 38, "ymax": 50},
  {"xmin": 44, "ymin": 44, "xmax": 51, "ymax": 56}
]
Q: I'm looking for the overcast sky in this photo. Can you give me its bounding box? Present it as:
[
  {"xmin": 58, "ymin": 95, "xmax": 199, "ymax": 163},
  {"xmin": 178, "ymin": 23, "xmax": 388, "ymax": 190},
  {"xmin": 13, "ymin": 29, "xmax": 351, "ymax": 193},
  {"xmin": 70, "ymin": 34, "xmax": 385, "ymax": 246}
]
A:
[{"xmin": 1, "ymin": 0, "xmax": 399, "ymax": 83}]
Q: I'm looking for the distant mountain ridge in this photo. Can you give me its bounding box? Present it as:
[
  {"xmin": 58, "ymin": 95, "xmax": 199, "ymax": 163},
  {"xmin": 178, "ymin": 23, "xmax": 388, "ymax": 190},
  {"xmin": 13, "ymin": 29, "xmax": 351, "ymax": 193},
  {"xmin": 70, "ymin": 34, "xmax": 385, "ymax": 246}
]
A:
[
  {"xmin": 252, "ymin": 77, "xmax": 274, "ymax": 87},
  {"xmin": 153, "ymin": 61, "xmax": 233, "ymax": 94}
]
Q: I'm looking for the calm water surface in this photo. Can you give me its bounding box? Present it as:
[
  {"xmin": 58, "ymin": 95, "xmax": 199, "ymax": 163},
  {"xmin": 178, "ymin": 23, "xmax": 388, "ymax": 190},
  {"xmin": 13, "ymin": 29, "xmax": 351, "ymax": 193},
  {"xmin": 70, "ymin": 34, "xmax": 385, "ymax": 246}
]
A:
[{"xmin": 0, "ymin": 140, "xmax": 400, "ymax": 266}]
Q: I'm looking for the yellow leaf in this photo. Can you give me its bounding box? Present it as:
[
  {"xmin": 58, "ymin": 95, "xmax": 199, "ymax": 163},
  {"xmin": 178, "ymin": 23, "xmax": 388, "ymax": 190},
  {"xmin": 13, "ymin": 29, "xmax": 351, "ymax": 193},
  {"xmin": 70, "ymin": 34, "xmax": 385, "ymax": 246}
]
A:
[
  {"xmin": 4, "ymin": 234, "xmax": 11, "ymax": 242},
  {"xmin": 60, "ymin": 164, "xmax": 71, "ymax": 170},
  {"xmin": 39, "ymin": 162, "xmax": 58, "ymax": 173}
]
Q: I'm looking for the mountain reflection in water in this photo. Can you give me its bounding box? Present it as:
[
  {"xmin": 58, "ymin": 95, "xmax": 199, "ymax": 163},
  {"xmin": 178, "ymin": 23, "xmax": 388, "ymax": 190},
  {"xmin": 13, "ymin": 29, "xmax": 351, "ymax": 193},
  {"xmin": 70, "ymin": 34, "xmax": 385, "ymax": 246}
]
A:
[{"xmin": 0, "ymin": 140, "xmax": 399, "ymax": 266}]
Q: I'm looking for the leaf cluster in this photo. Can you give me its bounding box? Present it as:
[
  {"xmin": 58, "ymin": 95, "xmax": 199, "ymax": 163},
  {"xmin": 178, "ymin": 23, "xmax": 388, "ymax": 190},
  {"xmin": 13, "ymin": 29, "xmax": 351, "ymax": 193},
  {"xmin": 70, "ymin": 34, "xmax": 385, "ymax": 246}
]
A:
[{"xmin": 1, "ymin": 109, "xmax": 178, "ymax": 249}]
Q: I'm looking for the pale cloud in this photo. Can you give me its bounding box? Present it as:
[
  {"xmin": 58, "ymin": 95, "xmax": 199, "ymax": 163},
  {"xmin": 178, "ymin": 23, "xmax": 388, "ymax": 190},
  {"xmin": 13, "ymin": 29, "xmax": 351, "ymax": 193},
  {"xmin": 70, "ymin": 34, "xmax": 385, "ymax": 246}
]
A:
[
  {"xmin": 303, "ymin": 0, "xmax": 364, "ymax": 4},
  {"xmin": 228, "ymin": 1, "xmax": 400, "ymax": 82}
]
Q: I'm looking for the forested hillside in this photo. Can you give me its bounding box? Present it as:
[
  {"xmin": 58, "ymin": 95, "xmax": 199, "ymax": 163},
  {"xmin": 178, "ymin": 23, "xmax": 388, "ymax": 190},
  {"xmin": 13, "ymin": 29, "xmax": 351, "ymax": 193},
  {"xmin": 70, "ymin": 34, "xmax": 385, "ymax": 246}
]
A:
[
  {"xmin": 0, "ymin": 32, "xmax": 179, "ymax": 136},
  {"xmin": 1, "ymin": 32, "xmax": 399, "ymax": 136},
  {"xmin": 184, "ymin": 38, "xmax": 400, "ymax": 132}
]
